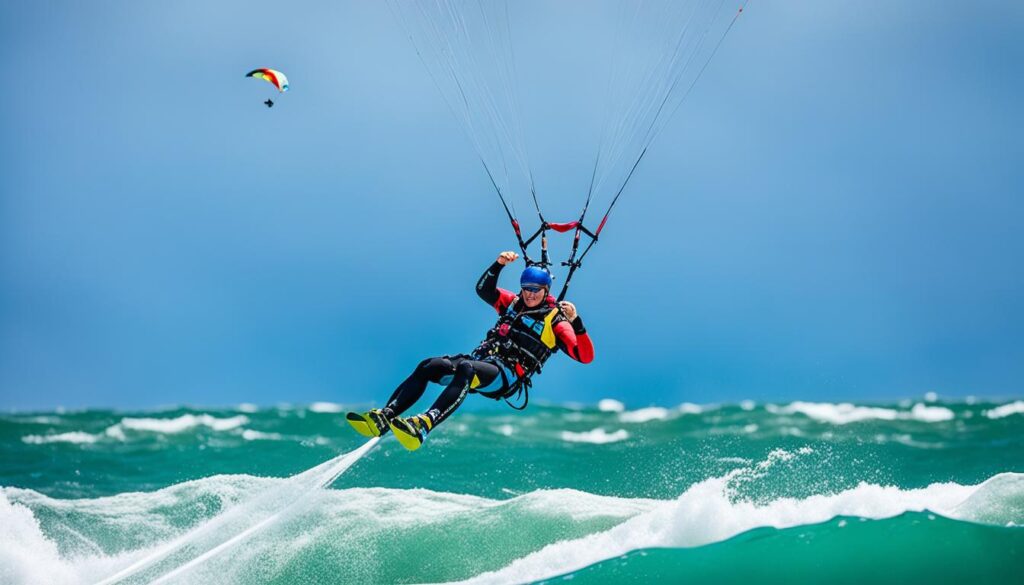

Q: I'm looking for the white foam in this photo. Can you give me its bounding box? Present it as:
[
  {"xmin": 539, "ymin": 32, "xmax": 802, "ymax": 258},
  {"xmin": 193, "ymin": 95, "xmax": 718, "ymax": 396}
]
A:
[
  {"xmin": 778, "ymin": 402, "xmax": 897, "ymax": 424},
  {"xmin": 450, "ymin": 465, "xmax": 1017, "ymax": 585},
  {"xmin": 597, "ymin": 399, "xmax": 625, "ymax": 413},
  {"xmin": 240, "ymin": 430, "xmax": 282, "ymax": 441},
  {"xmin": 677, "ymin": 403, "xmax": 703, "ymax": 415},
  {"xmin": 236, "ymin": 403, "xmax": 259, "ymax": 414},
  {"xmin": 924, "ymin": 391, "xmax": 938, "ymax": 402},
  {"xmin": 22, "ymin": 432, "xmax": 99, "ymax": 445},
  {"xmin": 117, "ymin": 414, "xmax": 249, "ymax": 434},
  {"xmin": 25, "ymin": 415, "xmax": 256, "ymax": 442},
  {"xmin": 308, "ymin": 402, "xmax": 344, "ymax": 413},
  {"xmin": 985, "ymin": 400, "xmax": 1024, "ymax": 419},
  {"xmin": 909, "ymin": 402, "xmax": 955, "ymax": 422},
  {"xmin": 493, "ymin": 424, "xmax": 515, "ymax": 437},
  {"xmin": 739, "ymin": 400, "xmax": 756, "ymax": 411},
  {"xmin": 618, "ymin": 407, "xmax": 669, "ymax": 423},
  {"xmin": 560, "ymin": 428, "xmax": 630, "ymax": 444},
  {"xmin": 773, "ymin": 401, "xmax": 954, "ymax": 425},
  {"xmin": 0, "ymin": 490, "xmax": 79, "ymax": 585}
]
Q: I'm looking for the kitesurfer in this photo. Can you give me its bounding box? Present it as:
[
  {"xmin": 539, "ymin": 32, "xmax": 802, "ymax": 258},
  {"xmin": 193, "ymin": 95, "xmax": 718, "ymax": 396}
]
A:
[
  {"xmin": 264, "ymin": 99, "xmax": 274, "ymax": 108},
  {"xmin": 346, "ymin": 250, "xmax": 594, "ymax": 451}
]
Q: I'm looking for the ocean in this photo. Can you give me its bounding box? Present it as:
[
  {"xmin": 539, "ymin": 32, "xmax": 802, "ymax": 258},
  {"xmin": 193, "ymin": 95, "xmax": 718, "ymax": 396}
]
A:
[{"xmin": 1, "ymin": 397, "xmax": 1022, "ymax": 584}]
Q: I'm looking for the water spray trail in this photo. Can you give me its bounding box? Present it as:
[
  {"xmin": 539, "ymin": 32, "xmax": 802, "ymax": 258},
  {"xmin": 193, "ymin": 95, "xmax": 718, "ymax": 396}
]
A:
[{"xmin": 94, "ymin": 437, "xmax": 380, "ymax": 585}]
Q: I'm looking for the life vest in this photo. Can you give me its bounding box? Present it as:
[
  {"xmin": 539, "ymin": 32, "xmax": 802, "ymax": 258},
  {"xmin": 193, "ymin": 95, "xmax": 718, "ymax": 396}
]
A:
[{"xmin": 473, "ymin": 295, "xmax": 565, "ymax": 382}]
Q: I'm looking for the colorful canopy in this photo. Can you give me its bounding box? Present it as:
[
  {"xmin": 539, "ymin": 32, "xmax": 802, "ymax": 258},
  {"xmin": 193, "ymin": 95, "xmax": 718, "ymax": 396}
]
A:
[{"xmin": 245, "ymin": 68, "xmax": 289, "ymax": 93}]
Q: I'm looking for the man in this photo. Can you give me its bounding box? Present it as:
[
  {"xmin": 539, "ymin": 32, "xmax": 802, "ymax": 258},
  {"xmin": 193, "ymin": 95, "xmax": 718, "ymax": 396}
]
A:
[{"xmin": 346, "ymin": 250, "xmax": 595, "ymax": 451}]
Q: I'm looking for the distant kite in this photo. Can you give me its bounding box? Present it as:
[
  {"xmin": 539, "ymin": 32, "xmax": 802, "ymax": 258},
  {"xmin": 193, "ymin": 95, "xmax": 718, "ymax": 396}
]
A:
[{"xmin": 246, "ymin": 68, "xmax": 288, "ymax": 107}]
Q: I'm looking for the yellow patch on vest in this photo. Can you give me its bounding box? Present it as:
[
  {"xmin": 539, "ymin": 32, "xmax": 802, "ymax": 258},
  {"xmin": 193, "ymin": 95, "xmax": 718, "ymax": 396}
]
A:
[
  {"xmin": 541, "ymin": 308, "xmax": 559, "ymax": 349},
  {"xmin": 470, "ymin": 374, "xmax": 481, "ymax": 389}
]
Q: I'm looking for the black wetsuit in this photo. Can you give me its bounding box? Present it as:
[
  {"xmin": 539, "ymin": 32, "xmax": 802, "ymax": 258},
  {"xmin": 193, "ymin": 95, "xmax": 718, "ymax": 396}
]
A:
[{"xmin": 383, "ymin": 355, "xmax": 504, "ymax": 426}]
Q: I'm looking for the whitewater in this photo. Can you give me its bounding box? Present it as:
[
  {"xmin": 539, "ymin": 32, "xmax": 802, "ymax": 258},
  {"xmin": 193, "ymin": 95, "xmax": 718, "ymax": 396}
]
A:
[{"xmin": 1, "ymin": 398, "xmax": 1022, "ymax": 584}]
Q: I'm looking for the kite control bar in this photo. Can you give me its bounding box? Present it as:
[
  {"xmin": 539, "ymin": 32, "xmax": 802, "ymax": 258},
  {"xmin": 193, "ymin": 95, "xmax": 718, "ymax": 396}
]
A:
[{"xmin": 502, "ymin": 213, "xmax": 607, "ymax": 303}]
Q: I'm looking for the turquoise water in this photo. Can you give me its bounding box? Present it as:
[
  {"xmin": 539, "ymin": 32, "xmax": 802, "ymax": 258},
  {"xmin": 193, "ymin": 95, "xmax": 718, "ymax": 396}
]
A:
[{"xmin": 2, "ymin": 398, "xmax": 1022, "ymax": 583}]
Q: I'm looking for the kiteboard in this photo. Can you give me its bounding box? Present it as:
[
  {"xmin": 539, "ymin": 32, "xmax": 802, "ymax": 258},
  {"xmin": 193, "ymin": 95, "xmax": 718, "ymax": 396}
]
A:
[{"xmin": 345, "ymin": 411, "xmax": 387, "ymax": 438}]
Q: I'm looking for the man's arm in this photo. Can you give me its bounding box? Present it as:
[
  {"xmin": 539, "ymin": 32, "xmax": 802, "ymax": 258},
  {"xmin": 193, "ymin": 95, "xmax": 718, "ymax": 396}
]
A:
[
  {"xmin": 477, "ymin": 256, "xmax": 517, "ymax": 313},
  {"xmin": 554, "ymin": 316, "xmax": 595, "ymax": 364}
]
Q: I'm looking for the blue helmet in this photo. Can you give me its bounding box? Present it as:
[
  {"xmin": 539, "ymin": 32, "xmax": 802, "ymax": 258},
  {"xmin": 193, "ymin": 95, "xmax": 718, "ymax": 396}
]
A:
[{"xmin": 520, "ymin": 266, "xmax": 553, "ymax": 290}]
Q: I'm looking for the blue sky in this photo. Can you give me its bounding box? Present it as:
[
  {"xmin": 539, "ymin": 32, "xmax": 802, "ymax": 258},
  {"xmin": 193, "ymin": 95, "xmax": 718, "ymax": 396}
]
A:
[{"xmin": 1, "ymin": 1, "xmax": 1022, "ymax": 410}]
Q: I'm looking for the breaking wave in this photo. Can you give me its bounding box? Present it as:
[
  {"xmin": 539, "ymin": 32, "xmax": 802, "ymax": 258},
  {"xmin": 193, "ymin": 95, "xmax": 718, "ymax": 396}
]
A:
[{"xmin": 3, "ymin": 447, "xmax": 1022, "ymax": 585}]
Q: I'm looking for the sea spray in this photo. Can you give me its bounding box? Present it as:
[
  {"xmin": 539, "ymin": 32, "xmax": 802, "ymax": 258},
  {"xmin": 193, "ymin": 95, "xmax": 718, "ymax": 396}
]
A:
[{"xmin": 90, "ymin": 438, "xmax": 379, "ymax": 584}]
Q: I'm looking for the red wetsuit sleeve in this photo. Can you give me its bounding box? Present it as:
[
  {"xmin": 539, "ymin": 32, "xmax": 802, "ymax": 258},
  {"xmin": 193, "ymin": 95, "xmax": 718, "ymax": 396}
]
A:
[
  {"xmin": 493, "ymin": 288, "xmax": 517, "ymax": 313},
  {"xmin": 477, "ymin": 261, "xmax": 517, "ymax": 313},
  {"xmin": 554, "ymin": 319, "xmax": 595, "ymax": 364}
]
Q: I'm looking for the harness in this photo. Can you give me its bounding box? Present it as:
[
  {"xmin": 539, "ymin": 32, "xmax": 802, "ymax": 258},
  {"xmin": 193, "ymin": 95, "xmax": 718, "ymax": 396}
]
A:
[{"xmin": 472, "ymin": 295, "xmax": 564, "ymax": 410}]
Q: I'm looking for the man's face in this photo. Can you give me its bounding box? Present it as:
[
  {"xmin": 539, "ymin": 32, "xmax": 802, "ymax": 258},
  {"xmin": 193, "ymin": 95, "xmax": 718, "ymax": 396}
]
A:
[{"xmin": 521, "ymin": 285, "xmax": 547, "ymax": 308}]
